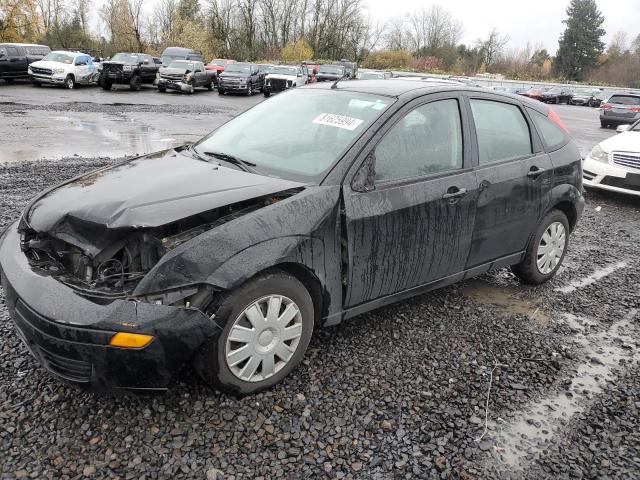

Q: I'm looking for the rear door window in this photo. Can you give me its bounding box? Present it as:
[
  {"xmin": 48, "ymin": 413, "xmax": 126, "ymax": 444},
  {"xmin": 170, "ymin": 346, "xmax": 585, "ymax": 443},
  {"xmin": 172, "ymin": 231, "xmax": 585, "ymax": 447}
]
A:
[
  {"xmin": 608, "ymin": 95, "xmax": 640, "ymax": 106},
  {"xmin": 6, "ymin": 47, "xmax": 18, "ymax": 56},
  {"xmin": 470, "ymin": 99, "xmax": 532, "ymax": 164},
  {"xmin": 527, "ymin": 108, "xmax": 568, "ymax": 151}
]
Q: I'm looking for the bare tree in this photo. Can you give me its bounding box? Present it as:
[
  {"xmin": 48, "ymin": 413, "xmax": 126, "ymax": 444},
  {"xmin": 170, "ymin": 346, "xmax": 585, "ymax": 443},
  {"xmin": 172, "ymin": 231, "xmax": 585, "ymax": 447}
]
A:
[{"xmin": 477, "ymin": 27, "xmax": 509, "ymax": 67}]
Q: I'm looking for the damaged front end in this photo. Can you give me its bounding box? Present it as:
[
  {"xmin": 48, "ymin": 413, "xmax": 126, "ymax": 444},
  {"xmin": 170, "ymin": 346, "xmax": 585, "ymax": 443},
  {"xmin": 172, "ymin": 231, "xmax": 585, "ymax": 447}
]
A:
[{"xmin": 18, "ymin": 191, "xmax": 298, "ymax": 303}]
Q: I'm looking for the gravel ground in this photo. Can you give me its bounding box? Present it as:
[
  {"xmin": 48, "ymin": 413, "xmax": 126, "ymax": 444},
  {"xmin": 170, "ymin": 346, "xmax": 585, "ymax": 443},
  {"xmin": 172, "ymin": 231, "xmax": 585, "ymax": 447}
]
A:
[{"xmin": 1, "ymin": 157, "xmax": 638, "ymax": 480}]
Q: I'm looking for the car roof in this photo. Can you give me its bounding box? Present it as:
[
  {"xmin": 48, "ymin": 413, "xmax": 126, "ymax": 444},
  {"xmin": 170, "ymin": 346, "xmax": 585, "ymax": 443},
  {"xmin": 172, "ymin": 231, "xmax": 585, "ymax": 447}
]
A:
[{"xmin": 306, "ymin": 79, "xmax": 550, "ymax": 110}]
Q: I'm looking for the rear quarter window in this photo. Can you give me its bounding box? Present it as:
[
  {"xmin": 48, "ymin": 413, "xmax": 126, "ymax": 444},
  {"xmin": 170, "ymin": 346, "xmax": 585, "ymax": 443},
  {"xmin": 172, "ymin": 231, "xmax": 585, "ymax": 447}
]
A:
[
  {"xmin": 527, "ymin": 108, "xmax": 568, "ymax": 151},
  {"xmin": 608, "ymin": 95, "xmax": 640, "ymax": 106}
]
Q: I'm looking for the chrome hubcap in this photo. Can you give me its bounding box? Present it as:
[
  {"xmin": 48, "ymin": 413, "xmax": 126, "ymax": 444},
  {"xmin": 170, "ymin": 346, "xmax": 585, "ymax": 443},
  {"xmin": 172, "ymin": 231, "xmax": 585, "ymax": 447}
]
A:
[
  {"xmin": 225, "ymin": 295, "xmax": 303, "ymax": 382},
  {"xmin": 537, "ymin": 221, "xmax": 566, "ymax": 274}
]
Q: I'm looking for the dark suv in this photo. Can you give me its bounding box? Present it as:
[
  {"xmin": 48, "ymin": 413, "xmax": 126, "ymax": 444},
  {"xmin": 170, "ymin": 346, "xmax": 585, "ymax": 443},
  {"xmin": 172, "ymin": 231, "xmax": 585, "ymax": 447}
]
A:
[
  {"xmin": 0, "ymin": 43, "xmax": 50, "ymax": 82},
  {"xmin": 100, "ymin": 53, "xmax": 160, "ymax": 90},
  {"xmin": 0, "ymin": 82, "xmax": 584, "ymax": 395},
  {"xmin": 218, "ymin": 62, "xmax": 265, "ymax": 95},
  {"xmin": 600, "ymin": 93, "xmax": 640, "ymax": 128}
]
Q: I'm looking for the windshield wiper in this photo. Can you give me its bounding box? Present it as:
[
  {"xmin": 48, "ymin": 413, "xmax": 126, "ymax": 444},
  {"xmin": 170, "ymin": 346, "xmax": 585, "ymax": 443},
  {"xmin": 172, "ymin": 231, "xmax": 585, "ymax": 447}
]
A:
[{"xmin": 201, "ymin": 151, "xmax": 257, "ymax": 173}]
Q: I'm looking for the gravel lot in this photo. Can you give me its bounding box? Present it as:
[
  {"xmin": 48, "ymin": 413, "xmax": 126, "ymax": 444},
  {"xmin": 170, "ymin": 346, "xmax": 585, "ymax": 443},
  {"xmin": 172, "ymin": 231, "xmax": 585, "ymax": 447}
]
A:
[{"xmin": 1, "ymin": 84, "xmax": 639, "ymax": 480}]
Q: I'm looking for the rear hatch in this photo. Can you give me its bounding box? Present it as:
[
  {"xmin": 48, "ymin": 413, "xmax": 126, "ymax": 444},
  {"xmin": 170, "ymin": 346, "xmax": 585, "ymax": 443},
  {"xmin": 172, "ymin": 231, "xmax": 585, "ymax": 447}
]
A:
[{"xmin": 603, "ymin": 95, "xmax": 640, "ymax": 119}]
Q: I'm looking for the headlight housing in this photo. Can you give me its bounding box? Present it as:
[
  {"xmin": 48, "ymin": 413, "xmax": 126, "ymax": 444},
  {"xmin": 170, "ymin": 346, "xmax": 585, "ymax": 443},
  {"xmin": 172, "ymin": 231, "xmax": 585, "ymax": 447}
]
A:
[
  {"xmin": 183, "ymin": 73, "xmax": 193, "ymax": 82},
  {"xmin": 54, "ymin": 68, "xmax": 65, "ymax": 74},
  {"xmin": 588, "ymin": 145, "xmax": 609, "ymax": 163}
]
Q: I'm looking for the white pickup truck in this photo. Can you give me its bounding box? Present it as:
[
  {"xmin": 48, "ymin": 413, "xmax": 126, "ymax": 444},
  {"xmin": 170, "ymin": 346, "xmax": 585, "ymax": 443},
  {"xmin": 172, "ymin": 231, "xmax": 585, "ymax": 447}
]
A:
[{"xmin": 28, "ymin": 50, "xmax": 99, "ymax": 89}]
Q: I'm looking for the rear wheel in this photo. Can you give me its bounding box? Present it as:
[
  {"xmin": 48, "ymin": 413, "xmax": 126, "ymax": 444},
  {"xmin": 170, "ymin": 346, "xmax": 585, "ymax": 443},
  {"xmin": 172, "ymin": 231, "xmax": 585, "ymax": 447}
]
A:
[
  {"xmin": 194, "ymin": 269, "xmax": 314, "ymax": 396},
  {"xmin": 129, "ymin": 75, "xmax": 142, "ymax": 91},
  {"xmin": 512, "ymin": 210, "xmax": 570, "ymax": 285}
]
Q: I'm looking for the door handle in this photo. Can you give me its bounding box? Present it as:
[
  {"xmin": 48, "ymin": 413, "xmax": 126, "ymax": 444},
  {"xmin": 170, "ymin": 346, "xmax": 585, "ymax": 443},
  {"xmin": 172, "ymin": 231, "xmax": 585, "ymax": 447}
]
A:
[
  {"xmin": 527, "ymin": 166, "xmax": 545, "ymax": 178},
  {"xmin": 442, "ymin": 187, "xmax": 467, "ymax": 203}
]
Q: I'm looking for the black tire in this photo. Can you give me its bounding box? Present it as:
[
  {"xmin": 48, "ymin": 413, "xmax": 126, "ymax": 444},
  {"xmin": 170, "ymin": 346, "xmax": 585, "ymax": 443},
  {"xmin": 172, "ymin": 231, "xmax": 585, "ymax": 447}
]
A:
[
  {"xmin": 246, "ymin": 83, "xmax": 253, "ymax": 96},
  {"xmin": 263, "ymin": 90, "xmax": 271, "ymax": 97},
  {"xmin": 218, "ymin": 88, "xmax": 225, "ymax": 95},
  {"xmin": 194, "ymin": 269, "xmax": 314, "ymax": 396},
  {"xmin": 600, "ymin": 121, "xmax": 608, "ymax": 128},
  {"xmin": 158, "ymin": 86, "xmax": 166, "ymax": 93},
  {"xmin": 129, "ymin": 75, "xmax": 141, "ymax": 91},
  {"xmin": 512, "ymin": 210, "xmax": 570, "ymax": 285},
  {"xmin": 65, "ymin": 75, "xmax": 75, "ymax": 89},
  {"xmin": 102, "ymin": 80, "xmax": 112, "ymax": 90},
  {"xmin": 32, "ymin": 82, "xmax": 41, "ymax": 87},
  {"xmin": 5, "ymin": 78, "xmax": 14, "ymax": 84},
  {"xmin": 207, "ymin": 81, "xmax": 213, "ymax": 91}
]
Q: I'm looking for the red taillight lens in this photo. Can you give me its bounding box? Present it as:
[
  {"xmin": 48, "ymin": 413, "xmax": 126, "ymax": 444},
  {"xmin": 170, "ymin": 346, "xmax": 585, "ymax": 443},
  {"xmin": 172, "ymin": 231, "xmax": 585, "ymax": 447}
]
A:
[
  {"xmin": 548, "ymin": 108, "xmax": 571, "ymax": 135},
  {"xmin": 601, "ymin": 103, "xmax": 612, "ymax": 110},
  {"xmin": 631, "ymin": 107, "xmax": 640, "ymax": 113}
]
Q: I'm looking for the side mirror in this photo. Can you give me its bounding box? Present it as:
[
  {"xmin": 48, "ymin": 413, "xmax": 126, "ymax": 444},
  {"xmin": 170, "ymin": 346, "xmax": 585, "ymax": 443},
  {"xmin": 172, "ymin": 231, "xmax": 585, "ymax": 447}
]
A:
[{"xmin": 616, "ymin": 124, "xmax": 631, "ymax": 133}]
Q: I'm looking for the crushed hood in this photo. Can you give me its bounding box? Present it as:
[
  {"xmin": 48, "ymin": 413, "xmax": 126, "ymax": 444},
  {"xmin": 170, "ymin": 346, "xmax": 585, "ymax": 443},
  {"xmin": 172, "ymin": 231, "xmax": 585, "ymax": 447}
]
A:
[{"xmin": 26, "ymin": 148, "xmax": 305, "ymax": 235}]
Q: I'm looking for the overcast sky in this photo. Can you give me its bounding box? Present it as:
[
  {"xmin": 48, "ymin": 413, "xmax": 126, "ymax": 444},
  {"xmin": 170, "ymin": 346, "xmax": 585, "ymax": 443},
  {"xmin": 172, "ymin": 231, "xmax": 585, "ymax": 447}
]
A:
[
  {"xmin": 366, "ymin": 0, "xmax": 638, "ymax": 53},
  {"xmin": 91, "ymin": 0, "xmax": 637, "ymax": 53}
]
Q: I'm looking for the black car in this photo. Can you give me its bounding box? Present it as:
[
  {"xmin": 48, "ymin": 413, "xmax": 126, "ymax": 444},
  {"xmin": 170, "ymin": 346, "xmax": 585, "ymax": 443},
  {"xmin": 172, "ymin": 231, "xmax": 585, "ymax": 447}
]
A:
[
  {"xmin": 569, "ymin": 88, "xmax": 602, "ymax": 107},
  {"xmin": 0, "ymin": 81, "xmax": 584, "ymax": 395},
  {"xmin": 316, "ymin": 64, "xmax": 347, "ymax": 82},
  {"xmin": 0, "ymin": 43, "xmax": 51, "ymax": 82},
  {"xmin": 540, "ymin": 87, "xmax": 574, "ymax": 104},
  {"xmin": 218, "ymin": 62, "xmax": 265, "ymax": 95},
  {"xmin": 100, "ymin": 53, "xmax": 160, "ymax": 90}
]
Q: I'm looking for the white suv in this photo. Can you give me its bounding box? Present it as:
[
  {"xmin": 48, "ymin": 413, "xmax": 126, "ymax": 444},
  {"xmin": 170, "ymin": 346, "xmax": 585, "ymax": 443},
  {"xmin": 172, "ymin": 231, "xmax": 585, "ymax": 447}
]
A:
[{"xmin": 29, "ymin": 51, "xmax": 98, "ymax": 89}]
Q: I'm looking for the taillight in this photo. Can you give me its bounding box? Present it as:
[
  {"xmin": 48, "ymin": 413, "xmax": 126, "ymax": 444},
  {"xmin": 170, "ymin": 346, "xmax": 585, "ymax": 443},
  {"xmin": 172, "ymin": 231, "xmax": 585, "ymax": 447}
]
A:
[
  {"xmin": 631, "ymin": 107, "xmax": 640, "ymax": 113},
  {"xmin": 601, "ymin": 103, "xmax": 612, "ymax": 110},
  {"xmin": 548, "ymin": 108, "xmax": 570, "ymax": 135}
]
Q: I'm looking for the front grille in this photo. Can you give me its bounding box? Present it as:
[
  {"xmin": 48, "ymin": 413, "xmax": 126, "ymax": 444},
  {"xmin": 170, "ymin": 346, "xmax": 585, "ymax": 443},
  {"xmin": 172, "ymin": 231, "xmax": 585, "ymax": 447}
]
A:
[
  {"xmin": 270, "ymin": 79, "xmax": 287, "ymax": 89},
  {"xmin": 38, "ymin": 346, "xmax": 92, "ymax": 383},
  {"xmin": 161, "ymin": 74, "xmax": 183, "ymax": 81},
  {"xmin": 613, "ymin": 152, "xmax": 640, "ymax": 170},
  {"xmin": 31, "ymin": 66, "xmax": 52, "ymax": 75},
  {"xmin": 600, "ymin": 176, "xmax": 640, "ymax": 192}
]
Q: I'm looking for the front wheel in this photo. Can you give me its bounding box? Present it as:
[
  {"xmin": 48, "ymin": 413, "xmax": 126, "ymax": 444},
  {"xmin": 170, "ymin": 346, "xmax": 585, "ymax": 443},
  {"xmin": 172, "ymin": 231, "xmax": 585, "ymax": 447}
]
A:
[
  {"xmin": 207, "ymin": 81, "xmax": 213, "ymax": 91},
  {"xmin": 218, "ymin": 88, "xmax": 225, "ymax": 95},
  {"xmin": 65, "ymin": 76, "xmax": 76, "ymax": 89},
  {"xmin": 194, "ymin": 269, "xmax": 314, "ymax": 396},
  {"xmin": 246, "ymin": 83, "xmax": 253, "ymax": 96},
  {"xmin": 129, "ymin": 75, "xmax": 142, "ymax": 91},
  {"xmin": 512, "ymin": 210, "xmax": 570, "ymax": 285}
]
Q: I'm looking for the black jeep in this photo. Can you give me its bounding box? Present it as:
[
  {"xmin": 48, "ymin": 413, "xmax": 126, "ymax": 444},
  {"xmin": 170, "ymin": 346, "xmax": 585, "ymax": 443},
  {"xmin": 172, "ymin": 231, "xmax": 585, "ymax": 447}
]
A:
[{"xmin": 100, "ymin": 53, "xmax": 160, "ymax": 91}]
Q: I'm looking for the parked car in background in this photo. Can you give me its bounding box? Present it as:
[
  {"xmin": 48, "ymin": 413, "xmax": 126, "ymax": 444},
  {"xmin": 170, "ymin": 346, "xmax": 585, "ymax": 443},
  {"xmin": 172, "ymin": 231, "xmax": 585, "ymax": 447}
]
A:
[
  {"xmin": 157, "ymin": 60, "xmax": 214, "ymax": 94},
  {"xmin": 583, "ymin": 119, "xmax": 640, "ymax": 196},
  {"xmin": 541, "ymin": 87, "xmax": 574, "ymax": 104},
  {"xmin": 600, "ymin": 93, "xmax": 640, "ymax": 128},
  {"xmin": 160, "ymin": 47, "xmax": 203, "ymax": 66},
  {"xmin": 316, "ymin": 64, "xmax": 347, "ymax": 82},
  {"xmin": 257, "ymin": 64, "xmax": 274, "ymax": 75},
  {"xmin": 263, "ymin": 65, "xmax": 307, "ymax": 97},
  {"xmin": 0, "ymin": 81, "xmax": 584, "ymax": 394},
  {"xmin": 100, "ymin": 53, "xmax": 160, "ymax": 91},
  {"xmin": 205, "ymin": 59, "xmax": 236, "ymax": 74},
  {"xmin": 29, "ymin": 51, "xmax": 98, "ymax": 89},
  {"xmin": 589, "ymin": 91, "xmax": 608, "ymax": 108},
  {"xmin": 358, "ymin": 70, "xmax": 392, "ymax": 80},
  {"xmin": 521, "ymin": 88, "xmax": 546, "ymax": 101},
  {"xmin": 302, "ymin": 61, "xmax": 319, "ymax": 82},
  {"xmin": 338, "ymin": 59, "xmax": 357, "ymax": 78},
  {"xmin": 569, "ymin": 88, "xmax": 602, "ymax": 106},
  {"xmin": 0, "ymin": 43, "xmax": 51, "ymax": 82},
  {"xmin": 218, "ymin": 62, "xmax": 265, "ymax": 95}
]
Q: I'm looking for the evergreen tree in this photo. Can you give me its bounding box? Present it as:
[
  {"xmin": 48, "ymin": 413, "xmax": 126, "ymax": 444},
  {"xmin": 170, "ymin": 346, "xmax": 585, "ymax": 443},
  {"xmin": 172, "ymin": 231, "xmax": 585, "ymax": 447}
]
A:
[{"xmin": 554, "ymin": 0, "xmax": 605, "ymax": 80}]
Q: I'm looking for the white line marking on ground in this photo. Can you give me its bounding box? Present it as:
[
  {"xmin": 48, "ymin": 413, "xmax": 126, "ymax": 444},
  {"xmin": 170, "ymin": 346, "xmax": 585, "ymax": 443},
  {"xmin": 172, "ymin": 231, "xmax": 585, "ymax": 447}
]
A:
[{"xmin": 555, "ymin": 261, "xmax": 628, "ymax": 294}]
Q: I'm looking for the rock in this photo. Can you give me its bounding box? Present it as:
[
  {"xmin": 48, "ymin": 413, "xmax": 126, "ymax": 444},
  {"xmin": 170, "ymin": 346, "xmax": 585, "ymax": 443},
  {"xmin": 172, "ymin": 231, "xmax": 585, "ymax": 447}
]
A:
[
  {"xmin": 435, "ymin": 456, "xmax": 447, "ymax": 471},
  {"xmin": 381, "ymin": 420, "xmax": 393, "ymax": 432},
  {"xmin": 82, "ymin": 465, "xmax": 96, "ymax": 476},
  {"xmin": 351, "ymin": 461, "xmax": 363, "ymax": 472},
  {"xmin": 206, "ymin": 468, "xmax": 224, "ymax": 480}
]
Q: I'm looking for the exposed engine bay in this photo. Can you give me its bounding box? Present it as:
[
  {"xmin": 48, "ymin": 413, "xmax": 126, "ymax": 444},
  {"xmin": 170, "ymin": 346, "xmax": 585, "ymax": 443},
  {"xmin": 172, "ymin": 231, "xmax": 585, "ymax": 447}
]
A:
[{"xmin": 19, "ymin": 192, "xmax": 297, "ymax": 299}]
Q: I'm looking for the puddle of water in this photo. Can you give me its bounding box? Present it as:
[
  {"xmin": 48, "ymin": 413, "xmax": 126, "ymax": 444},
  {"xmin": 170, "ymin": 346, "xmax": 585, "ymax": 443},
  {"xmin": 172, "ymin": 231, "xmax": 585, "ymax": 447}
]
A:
[
  {"xmin": 462, "ymin": 279, "xmax": 552, "ymax": 326},
  {"xmin": 488, "ymin": 308, "xmax": 638, "ymax": 468},
  {"xmin": 555, "ymin": 261, "xmax": 628, "ymax": 294},
  {"xmin": 0, "ymin": 110, "xmax": 220, "ymax": 162}
]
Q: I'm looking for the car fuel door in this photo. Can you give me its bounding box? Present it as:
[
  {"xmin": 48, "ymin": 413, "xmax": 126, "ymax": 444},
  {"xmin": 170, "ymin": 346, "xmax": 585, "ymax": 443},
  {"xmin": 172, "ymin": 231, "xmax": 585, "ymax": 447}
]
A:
[{"xmin": 342, "ymin": 94, "xmax": 478, "ymax": 307}]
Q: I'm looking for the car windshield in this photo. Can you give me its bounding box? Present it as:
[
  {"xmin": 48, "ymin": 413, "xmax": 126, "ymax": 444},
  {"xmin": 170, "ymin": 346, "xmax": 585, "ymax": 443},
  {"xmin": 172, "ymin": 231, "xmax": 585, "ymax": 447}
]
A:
[
  {"xmin": 609, "ymin": 95, "xmax": 640, "ymax": 106},
  {"xmin": 359, "ymin": 72, "xmax": 383, "ymax": 80},
  {"xmin": 547, "ymin": 88, "xmax": 562, "ymax": 94},
  {"xmin": 168, "ymin": 60, "xmax": 194, "ymax": 70},
  {"xmin": 259, "ymin": 65, "xmax": 273, "ymax": 72},
  {"xmin": 210, "ymin": 59, "xmax": 228, "ymax": 66},
  {"xmin": 111, "ymin": 53, "xmax": 139, "ymax": 64},
  {"xmin": 161, "ymin": 54, "xmax": 182, "ymax": 65},
  {"xmin": 271, "ymin": 66, "xmax": 297, "ymax": 75},
  {"xmin": 193, "ymin": 89, "xmax": 392, "ymax": 182},
  {"xmin": 575, "ymin": 88, "xmax": 593, "ymax": 95},
  {"xmin": 319, "ymin": 65, "xmax": 344, "ymax": 74},
  {"xmin": 225, "ymin": 64, "xmax": 251, "ymax": 73},
  {"xmin": 42, "ymin": 52, "xmax": 74, "ymax": 64}
]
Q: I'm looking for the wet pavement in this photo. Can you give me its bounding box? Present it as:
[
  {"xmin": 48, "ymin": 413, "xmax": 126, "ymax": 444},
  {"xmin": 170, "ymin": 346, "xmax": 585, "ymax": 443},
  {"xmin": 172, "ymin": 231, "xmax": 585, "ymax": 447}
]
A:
[{"xmin": 0, "ymin": 82, "xmax": 638, "ymax": 480}]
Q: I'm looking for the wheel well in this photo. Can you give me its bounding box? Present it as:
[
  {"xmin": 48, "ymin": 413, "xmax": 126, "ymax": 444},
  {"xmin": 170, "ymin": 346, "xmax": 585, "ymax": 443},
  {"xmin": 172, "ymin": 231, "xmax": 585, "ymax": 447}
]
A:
[
  {"xmin": 273, "ymin": 263, "xmax": 327, "ymax": 326},
  {"xmin": 552, "ymin": 201, "xmax": 578, "ymax": 232}
]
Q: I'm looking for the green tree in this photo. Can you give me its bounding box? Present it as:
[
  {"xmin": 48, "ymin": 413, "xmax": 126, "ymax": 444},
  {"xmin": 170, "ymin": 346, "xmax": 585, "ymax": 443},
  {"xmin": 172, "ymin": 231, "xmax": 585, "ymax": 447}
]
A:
[
  {"xmin": 281, "ymin": 39, "xmax": 313, "ymax": 63},
  {"xmin": 554, "ymin": 0, "xmax": 605, "ymax": 80}
]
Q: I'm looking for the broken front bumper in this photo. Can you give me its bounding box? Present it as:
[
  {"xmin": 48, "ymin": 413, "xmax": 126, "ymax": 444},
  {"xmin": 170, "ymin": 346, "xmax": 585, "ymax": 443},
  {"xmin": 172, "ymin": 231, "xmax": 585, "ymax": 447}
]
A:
[
  {"xmin": 157, "ymin": 78, "xmax": 192, "ymax": 92},
  {"xmin": 0, "ymin": 223, "xmax": 220, "ymax": 392}
]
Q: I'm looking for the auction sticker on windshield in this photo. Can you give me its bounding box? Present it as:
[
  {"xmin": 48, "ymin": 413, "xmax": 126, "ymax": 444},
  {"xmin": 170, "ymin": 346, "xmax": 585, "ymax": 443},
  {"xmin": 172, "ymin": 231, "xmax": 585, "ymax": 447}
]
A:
[{"xmin": 313, "ymin": 113, "xmax": 364, "ymax": 131}]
